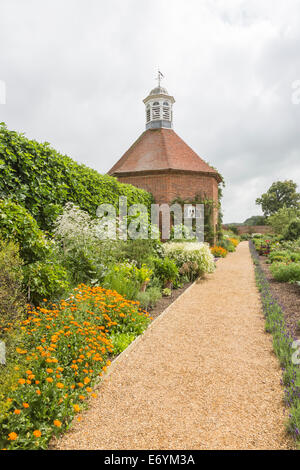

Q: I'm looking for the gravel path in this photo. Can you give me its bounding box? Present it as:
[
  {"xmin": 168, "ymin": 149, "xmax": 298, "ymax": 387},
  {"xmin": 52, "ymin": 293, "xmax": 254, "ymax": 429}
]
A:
[{"xmin": 55, "ymin": 242, "xmax": 291, "ymax": 450}]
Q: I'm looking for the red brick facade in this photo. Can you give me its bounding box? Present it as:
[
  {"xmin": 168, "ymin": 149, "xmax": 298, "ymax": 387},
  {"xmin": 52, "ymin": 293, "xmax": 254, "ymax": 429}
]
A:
[{"xmin": 116, "ymin": 170, "xmax": 219, "ymax": 229}]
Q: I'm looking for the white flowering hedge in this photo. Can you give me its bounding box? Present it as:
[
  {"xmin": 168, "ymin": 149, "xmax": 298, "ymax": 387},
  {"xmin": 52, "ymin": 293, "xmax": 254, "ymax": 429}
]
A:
[{"xmin": 163, "ymin": 242, "xmax": 215, "ymax": 280}]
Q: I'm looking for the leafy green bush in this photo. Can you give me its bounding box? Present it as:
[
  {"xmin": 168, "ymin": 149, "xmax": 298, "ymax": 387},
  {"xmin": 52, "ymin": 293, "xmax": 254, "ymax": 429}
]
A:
[
  {"xmin": 23, "ymin": 260, "xmax": 70, "ymax": 304},
  {"xmin": 136, "ymin": 287, "xmax": 162, "ymax": 309},
  {"xmin": 0, "ymin": 240, "xmax": 25, "ymax": 326},
  {"xmin": 218, "ymin": 238, "xmax": 235, "ymax": 252},
  {"xmin": 284, "ymin": 219, "xmax": 300, "ymax": 241},
  {"xmin": 0, "ymin": 200, "xmax": 49, "ymax": 264},
  {"xmin": 268, "ymin": 251, "xmax": 291, "ymax": 263},
  {"xmin": 0, "ymin": 123, "xmax": 153, "ymax": 232},
  {"xmin": 151, "ymin": 257, "xmax": 178, "ymax": 286},
  {"xmin": 270, "ymin": 262, "xmax": 300, "ymax": 283},
  {"xmin": 103, "ymin": 263, "xmax": 152, "ymax": 300}
]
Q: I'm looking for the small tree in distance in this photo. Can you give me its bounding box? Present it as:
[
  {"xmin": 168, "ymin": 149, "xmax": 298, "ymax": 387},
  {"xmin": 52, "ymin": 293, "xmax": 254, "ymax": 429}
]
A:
[{"xmin": 256, "ymin": 180, "xmax": 300, "ymax": 216}]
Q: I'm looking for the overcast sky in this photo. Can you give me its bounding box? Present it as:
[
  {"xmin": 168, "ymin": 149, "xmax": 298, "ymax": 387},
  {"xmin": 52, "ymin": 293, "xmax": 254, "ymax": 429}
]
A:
[{"xmin": 1, "ymin": 0, "xmax": 300, "ymax": 223}]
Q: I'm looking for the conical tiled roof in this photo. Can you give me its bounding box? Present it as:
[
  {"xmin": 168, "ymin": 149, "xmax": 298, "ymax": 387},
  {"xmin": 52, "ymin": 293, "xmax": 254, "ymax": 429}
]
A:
[{"xmin": 108, "ymin": 128, "xmax": 221, "ymax": 181}]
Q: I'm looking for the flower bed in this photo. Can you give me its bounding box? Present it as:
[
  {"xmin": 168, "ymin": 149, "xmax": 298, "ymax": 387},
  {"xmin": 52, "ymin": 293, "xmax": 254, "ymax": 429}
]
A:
[
  {"xmin": 249, "ymin": 241, "xmax": 300, "ymax": 444},
  {"xmin": 0, "ymin": 284, "xmax": 150, "ymax": 449}
]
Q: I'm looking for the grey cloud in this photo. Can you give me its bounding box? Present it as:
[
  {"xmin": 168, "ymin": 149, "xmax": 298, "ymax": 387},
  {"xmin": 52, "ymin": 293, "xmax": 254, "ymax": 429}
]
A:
[{"xmin": 0, "ymin": 0, "xmax": 299, "ymax": 223}]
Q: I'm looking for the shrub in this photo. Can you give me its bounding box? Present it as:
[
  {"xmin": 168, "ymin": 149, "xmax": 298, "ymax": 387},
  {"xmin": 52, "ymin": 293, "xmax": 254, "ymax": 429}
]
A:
[
  {"xmin": 23, "ymin": 260, "xmax": 70, "ymax": 305},
  {"xmin": 228, "ymin": 237, "xmax": 239, "ymax": 247},
  {"xmin": 270, "ymin": 263, "xmax": 300, "ymax": 283},
  {"xmin": 0, "ymin": 284, "xmax": 150, "ymax": 449},
  {"xmin": 103, "ymin": 263, "xmax": 152, "ymax": 300},
  {"xmin": 0, "ymin": 200, "xmax": 50, "ymax": 264},
  {"xmin": 218, "ymin": 238, "xmax": 235, "ymax": 252},
  {"xmin": 163, "ymin": 242, "xmax": 215, "ymax": 281},
  {"xmin": 0, "ymin": 240, "xmax": 25, "ymax": 327},
  {"xmin": 136, "ymin": 287, "xmax": 162, "ymax": 310},
  {"xmin": 284, "ymin": 219, "xmax": 300, "ymax": 241},
  {"xmin": 268, "ymin": 251, "xmax": 291, "ymax": 263},
  {"xmin": 210, "ymin": 246, "xmax": 227, "ymax": 258},
  {"xmin": 151, "ymin": 257, "xmax": 178, "ymax": 286}
]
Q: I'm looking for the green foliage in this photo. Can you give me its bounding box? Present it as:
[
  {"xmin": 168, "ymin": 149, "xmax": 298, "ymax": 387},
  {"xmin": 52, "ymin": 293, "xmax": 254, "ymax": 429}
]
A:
[
  {"xmin": 243, "ymin": 215, "xmax": 266, "ymax": 226},
  {"xmin": 136, "ymin": 287, "xmax": 162, "ymax": 310},
  {"xmin": 109, "ymin": 333, "xmax": 136, "ymax": 355},
  {"xmin": 162, "ymin": 288, "xmax": 171, "ymax": 297},
  {"xmin": 267, "ymin": 207, "xmax": 300, "ymax": 235},
  {"xmin": 0, "ymin": 200, "xmax": 50, "ymax": 264},
  {"xmin": 0, "ymin": 240, "xmax": 25, "ymax": 326},
  {"xmin": 218, "ymin": 238, "xmax": 235, "ymax": 252},
  {"xmin": 250, "ymin": 242, "xmax": 300, "ymax": 443},
  {"xmin": 23, "ymin": 260, "xmax": 70, "ymax": 305},
  {"xmin": 151, "ymin": 257, "xmax": 178, "ymax": 285},
  {"xmin": 268, "ymin": 251, "xmax": 291, "ymax": 263},
  {"xmin": 270, "ymin": 263, "xmax": 300, "ymax": 283},
  {"xmin": 256, "ymin": 180, "xmax": 300, "ymax": 217},
  {"xmin": 117, "ymin": 239, "xmax": 162, "ymax": 268},
  {"xmin": 284, "ymin": 219, "xmax": 300, "ymax": 241},
  {"xmin": 0, "ymin": 124, "xmax": 153, "ymax": 232},
  {"xmin": 103, "ymin": 263, "xmax": 152, "ymax": 300}
]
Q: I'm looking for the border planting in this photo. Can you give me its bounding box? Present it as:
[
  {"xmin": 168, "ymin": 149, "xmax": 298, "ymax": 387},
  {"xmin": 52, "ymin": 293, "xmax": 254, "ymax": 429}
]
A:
[{"xmin": 249, "ymin": 241, "xmax": 300, "ymax": 445}]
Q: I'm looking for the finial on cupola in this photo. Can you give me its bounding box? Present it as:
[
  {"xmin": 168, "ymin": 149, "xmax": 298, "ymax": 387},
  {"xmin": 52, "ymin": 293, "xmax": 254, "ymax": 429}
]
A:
[{"xmin": 143, "ymin": 70, "xmax": 175, "ymax": 130}]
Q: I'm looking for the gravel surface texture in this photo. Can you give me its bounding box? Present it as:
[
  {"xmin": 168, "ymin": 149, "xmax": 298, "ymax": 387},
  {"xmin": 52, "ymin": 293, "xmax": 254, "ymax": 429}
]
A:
[{"xmin": 54, "ymin": 242, "xmax": 291, "ymax": 450}]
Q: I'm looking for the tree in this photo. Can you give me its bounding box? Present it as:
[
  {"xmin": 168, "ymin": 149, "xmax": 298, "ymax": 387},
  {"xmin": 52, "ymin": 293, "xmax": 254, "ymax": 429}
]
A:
[
  {"xmin": 256, "ymin": 180, "xmax": 300, "ymax": 216},
  {"xmin": 267, "ymin": 207, "xmax": 300, "ymax": 235},
  {"xmin": 243, "ymin": 215, "xmax": 266, "ymax": 226}
]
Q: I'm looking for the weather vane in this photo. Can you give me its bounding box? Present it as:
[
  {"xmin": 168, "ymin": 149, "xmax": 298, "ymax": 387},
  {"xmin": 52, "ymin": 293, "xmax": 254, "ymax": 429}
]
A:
[{"xmin": 156, "ymin": 69, "xmax": 164, "ymax": 87}]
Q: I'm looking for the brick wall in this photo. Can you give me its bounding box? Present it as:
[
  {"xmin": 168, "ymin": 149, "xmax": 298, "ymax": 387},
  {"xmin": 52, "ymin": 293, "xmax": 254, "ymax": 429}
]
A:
[
  {"xmin": 223, "ymin": 225, "xmax": 273, "ymax": 235},
  {"xmin": 115, "ymin": 170, "xmax": 219, "ymax": 235}
]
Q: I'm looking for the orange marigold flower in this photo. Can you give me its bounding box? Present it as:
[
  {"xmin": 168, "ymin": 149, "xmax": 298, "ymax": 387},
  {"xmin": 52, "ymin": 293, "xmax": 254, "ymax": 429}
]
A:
[
  {"xmin": 36, "ymin": 389, "xmax": 41, "ymax": 395},
  {"xmin": 23, "ymin": 403, "xmax": 29, "ymax": 408},
  {"xmin": 46, "ymin": 377, "xmax": 53, "ymax": 383},
  {"xmin": 83, "ymin": 377, "xmax": 90, "ymax": 384},
  {"xmin": 46, "ymin": 368, "xmax": 53, "ymax": 373},
  {"xmin": 73, "ymin": 404, "xmax": 80, "ymax": 413},
  {"xmin": 14, "ymin": 409, "xmax": 21, "ymax": 415},
  {"xmin": 33, "ymin": 430, "xmax": 41, "ymax": 438},
  {"xmin": 56, "ymin": 382, "xmax": 64, "ymax": 389},
  {"xmin": 53, "ymin": 420, "xmax": 62, "ymax": 427},
  {"xmin": 8, "ymin": 432, "xmax": 18, "ymax": 441},
  {"xmin": 18, "ymin": 379, "xmax": 25, "ymax": 385}
]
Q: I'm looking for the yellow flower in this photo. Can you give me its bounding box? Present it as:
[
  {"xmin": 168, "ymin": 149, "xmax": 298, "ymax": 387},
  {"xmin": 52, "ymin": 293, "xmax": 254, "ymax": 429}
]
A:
[{"xmin": 73, "ymin": 404, "xmax": 80, "ymax": 413}]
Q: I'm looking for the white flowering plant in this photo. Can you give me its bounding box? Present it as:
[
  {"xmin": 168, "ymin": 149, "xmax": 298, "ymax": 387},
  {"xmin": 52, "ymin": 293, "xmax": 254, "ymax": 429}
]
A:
[{"xmin": 163, "ymin": 242, "xmax": 215, "ymax": 281}]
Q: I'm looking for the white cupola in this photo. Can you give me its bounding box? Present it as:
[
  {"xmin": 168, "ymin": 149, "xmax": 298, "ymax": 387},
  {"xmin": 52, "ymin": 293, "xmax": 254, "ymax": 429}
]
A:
[{"xmin": 143, "ymin": 72, "xmax": 175, "ymax": 130}]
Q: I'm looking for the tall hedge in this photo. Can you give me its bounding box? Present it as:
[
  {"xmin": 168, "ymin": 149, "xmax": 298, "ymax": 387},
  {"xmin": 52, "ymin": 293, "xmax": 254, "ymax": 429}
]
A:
[{"xmin": 0, "ymin": 123, "xmax": 153, "ymax": 231}]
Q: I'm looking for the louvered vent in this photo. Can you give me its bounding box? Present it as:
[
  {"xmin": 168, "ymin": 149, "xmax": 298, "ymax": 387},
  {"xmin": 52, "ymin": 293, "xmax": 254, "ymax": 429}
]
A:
[
  {"xmin": 146, "ymin": 106, "xmax": 151, "ymax": 123},
  {"xmin": 163, "ymin": 101, "xmax": 170, "ymax": 120},
  {"xmin": 152, "ymin": 102, "xmax": 160, "ymax": 120}
]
